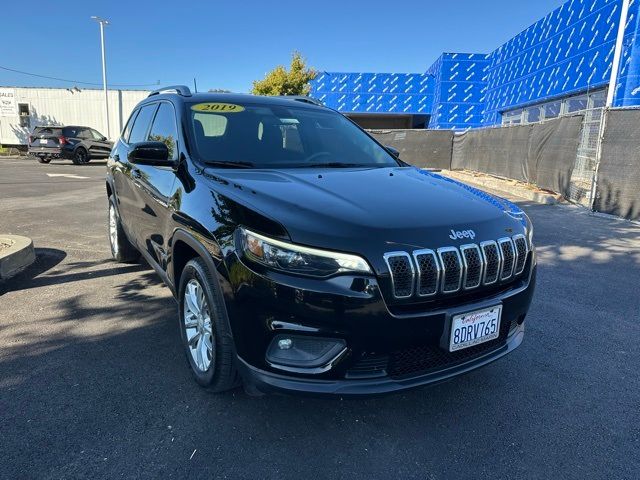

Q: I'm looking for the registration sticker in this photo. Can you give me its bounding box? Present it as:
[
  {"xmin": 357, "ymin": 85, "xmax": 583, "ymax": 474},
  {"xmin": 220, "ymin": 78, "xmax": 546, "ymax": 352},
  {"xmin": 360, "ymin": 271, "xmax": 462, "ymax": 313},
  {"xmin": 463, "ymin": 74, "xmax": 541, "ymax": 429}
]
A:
[{"xmin": 191, "ymin": 103, "xmax": 245, "ymax": 113}]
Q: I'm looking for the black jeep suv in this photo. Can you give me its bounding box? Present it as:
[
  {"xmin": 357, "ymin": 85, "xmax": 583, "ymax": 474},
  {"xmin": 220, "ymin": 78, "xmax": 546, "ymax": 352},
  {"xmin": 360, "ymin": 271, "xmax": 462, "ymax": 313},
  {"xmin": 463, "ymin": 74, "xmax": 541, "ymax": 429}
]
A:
[
  {"xmin": 106, "ymin": 86, "xmax": 536, "ymax": 396},
  {"xmin": 29, "ymin": 125, "xmax": 112, "ymax": 164}
]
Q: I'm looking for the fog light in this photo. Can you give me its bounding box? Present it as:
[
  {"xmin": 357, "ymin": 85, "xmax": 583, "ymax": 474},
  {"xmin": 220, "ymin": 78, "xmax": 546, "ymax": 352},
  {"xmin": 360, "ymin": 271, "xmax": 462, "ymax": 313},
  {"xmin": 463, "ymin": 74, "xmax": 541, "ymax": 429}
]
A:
[{"xmin": 266, "ymin": 335, "xmax": 347, "ymax": 372}]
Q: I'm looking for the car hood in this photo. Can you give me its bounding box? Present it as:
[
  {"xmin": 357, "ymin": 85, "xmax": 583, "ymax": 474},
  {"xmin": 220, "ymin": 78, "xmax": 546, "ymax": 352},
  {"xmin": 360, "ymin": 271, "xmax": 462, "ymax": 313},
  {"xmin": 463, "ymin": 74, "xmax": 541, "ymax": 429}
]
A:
[{"xmin": 203, "ymin": 166, "xmax": 528, "ymax": 259}]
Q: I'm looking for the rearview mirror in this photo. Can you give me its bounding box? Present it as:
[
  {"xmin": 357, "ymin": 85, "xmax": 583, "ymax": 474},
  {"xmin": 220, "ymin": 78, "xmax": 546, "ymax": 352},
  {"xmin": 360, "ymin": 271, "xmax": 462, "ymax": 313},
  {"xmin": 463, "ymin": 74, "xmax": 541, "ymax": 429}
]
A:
[
  {"xmin": 385, "ymin": 146, "xmax": 400, "ymax": 158},
  {"xmin": 128, "ymin": 141, "xmax": 176, "ymax": 167}
]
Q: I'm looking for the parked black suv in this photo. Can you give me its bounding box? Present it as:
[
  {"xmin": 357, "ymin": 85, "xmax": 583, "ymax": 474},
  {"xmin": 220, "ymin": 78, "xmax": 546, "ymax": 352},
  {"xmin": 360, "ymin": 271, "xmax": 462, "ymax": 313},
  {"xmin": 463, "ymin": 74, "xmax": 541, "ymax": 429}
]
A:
[
  {"xmin": 106, "ymin": 86, "xmax": 536, "ymax": 396},
  {"xmin": 28, "ymin": 125, "xmax": 113, "ymax": 164}
]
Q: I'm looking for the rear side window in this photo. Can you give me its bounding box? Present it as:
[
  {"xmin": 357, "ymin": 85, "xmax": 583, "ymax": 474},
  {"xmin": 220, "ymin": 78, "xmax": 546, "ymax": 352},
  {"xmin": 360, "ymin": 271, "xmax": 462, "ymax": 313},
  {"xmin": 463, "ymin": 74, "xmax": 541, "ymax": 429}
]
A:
[
  {"xmin": 148, "ymin": 103, "xmax": 179, "ymax": 160},
  {"xmin": 122, "ymin": 110, "xmax": 139, "ymax": 142},
  {"xmin": 128, "ymin": 104, "xmax": 157, "ymax": 144},
  {"xmin": 63, "ymin": 127, "xmax": 80, "ymax": 137}
]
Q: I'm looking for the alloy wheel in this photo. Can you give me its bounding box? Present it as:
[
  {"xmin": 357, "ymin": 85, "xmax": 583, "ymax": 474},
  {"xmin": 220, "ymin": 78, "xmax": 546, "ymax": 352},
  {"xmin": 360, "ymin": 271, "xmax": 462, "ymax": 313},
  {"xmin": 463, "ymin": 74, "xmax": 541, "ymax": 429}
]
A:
[
  {"xmin": 109, "ymin": 204, "xmax": 118, "ymax": 255},
  {"xmin": 183, "ymin": 279, "xmax": 214, "ymax": 372}
]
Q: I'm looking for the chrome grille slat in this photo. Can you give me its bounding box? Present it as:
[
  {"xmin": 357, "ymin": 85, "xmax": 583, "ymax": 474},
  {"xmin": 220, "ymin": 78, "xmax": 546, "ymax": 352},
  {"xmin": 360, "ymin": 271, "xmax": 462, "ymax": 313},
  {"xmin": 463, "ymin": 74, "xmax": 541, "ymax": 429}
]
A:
[
  {"xmin": 512, "ymin": 234, "xmax": 528, "ymax": 275},
  {"xmin": 498, "ymin": 237, "xmax": 515, "ymax": 280},
  {"xmin": 383, "ymin": 252, "xmax": 415, "ymax": 299},
  {"xmin": 413, "ymin": 249, "xmax": 440, "ymax": 297},
  {"xmin": 437, "ymin": 247, "xmax": 463, "ymax": 293},
  {"xmin": 480, "ymin": 240, "xmax": 501, "ymax": 285},
  {"xmin": 384, "ymin": 234, "xmax": 530, "ymax": 299},
  {"xmin": 460, "ymin": 244, "xmax": 483, "ymax": 289}
]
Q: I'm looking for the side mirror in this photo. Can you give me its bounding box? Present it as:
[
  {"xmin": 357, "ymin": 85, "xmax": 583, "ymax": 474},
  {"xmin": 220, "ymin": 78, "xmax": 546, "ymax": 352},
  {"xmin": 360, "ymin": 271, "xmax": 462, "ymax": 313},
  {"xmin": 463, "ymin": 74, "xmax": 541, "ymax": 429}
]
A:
[
  {"xmin": 101, "ymin": 136, "xmax": 107, "ymax": 141},
  {"xmin": 128, "ymin": 141, "xmax": 176, "ymax": 167},
  {"xmin": 386, "ymin": 146, "xmax": 400, "ymax": 158}
]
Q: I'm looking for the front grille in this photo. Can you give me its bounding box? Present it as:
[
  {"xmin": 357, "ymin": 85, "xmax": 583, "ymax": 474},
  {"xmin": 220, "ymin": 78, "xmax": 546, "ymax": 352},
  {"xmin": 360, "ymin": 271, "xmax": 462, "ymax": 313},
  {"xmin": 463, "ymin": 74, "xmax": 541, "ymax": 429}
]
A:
[
  {"xmin": 388, "ymin": 313, "xmax": 512, "ymax": 379},
  {"xmin": 345, "ymin": 354, "xmax": 389, "ymax": 379},
  {"xmin": 384, "ymin": 234, "xmax": 529, "ymax": 299},
  {"xmin": 383, "ymin": 252, "xmax": 414, "ymax": 298}
]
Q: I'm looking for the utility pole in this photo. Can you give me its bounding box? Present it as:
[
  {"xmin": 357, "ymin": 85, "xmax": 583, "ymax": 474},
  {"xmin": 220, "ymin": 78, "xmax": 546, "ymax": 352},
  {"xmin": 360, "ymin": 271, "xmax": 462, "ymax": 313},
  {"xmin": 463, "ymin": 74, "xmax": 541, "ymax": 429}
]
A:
[{"xmin": 91, "ymin": 16, "xmax": 111, "ymax": 138}]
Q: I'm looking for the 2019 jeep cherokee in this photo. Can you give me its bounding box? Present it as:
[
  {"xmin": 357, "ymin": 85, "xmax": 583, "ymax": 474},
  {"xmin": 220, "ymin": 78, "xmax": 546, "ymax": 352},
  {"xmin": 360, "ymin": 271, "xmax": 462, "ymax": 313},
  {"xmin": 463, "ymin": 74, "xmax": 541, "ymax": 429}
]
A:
[{"xmin": 106, "ymin": 85, "xmax": 536, "ymax": 396}]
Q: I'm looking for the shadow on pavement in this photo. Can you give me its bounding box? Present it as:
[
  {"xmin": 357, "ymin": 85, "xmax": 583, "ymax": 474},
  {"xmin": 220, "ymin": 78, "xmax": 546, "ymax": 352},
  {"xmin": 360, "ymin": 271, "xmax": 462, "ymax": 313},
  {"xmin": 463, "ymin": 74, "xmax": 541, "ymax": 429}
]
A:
[
  {"xmin": 0, "ymin": 248, "xmax": 66, "ymax": 295},
  {"xmin": 1, "ymin": 252, "xmax": 148, "ymax": 295}
]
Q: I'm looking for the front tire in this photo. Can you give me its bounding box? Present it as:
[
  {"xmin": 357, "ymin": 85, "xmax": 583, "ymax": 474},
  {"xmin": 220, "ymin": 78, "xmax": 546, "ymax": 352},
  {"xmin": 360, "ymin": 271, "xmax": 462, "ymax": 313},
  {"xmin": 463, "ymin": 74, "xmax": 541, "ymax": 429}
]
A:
[
  {"xmin": 178, "ymin": 257, "xmax": 239, "ymax": 392},
  {"xmin": 72, "ymin": 148, "xmax": 90, "ymax": 165},
  {"xmin": 37, "ymin": 156, "xmax": 51, "ymax": 164},
  {"xmin": 108, "ymin": 195, "xmax": 139, "ymax": 263}
]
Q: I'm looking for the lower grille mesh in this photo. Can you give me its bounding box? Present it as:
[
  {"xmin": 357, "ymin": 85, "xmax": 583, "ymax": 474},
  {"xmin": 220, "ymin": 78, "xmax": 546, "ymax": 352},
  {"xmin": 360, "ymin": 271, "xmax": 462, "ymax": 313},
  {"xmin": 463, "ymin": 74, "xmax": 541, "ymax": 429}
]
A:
[{"xmin": 388, "ymin": 316, "xmax": 512, "ymax": 379}]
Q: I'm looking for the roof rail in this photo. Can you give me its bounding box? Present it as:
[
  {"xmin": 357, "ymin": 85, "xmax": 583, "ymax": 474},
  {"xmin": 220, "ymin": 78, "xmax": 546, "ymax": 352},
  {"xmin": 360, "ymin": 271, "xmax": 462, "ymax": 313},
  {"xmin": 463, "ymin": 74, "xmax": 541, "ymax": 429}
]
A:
[
  {"xmin": 148, "ymin": 85, "xmax": 192, "ymax": 98},
  {"xmin": 276, "ymin": 95, "xmax": 324, "ymax": 106}
]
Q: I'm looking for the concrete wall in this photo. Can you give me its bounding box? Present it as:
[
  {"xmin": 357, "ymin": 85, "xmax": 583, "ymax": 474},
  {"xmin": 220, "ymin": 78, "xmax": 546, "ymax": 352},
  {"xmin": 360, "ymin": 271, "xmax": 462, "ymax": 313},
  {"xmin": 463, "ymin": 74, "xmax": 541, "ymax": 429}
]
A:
[{"xmin": 0, "ymin": 87, "xmax": 149, "ymax": 145}]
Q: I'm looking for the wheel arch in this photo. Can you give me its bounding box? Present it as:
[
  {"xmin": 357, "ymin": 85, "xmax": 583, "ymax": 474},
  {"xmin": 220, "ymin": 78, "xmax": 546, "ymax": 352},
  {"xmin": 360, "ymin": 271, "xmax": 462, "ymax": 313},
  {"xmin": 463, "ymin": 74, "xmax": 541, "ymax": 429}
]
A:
[{"xmin": 170, "ymin": 229, "xmax": 225, "ymax": 297}]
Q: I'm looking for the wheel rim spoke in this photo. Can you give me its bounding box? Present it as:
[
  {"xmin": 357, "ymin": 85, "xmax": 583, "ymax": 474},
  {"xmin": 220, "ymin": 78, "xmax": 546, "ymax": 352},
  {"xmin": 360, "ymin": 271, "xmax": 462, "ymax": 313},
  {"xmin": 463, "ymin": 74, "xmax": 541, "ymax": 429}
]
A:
[
  {"xmin": 184, "ymin": 314, "xmax": 198, "ymax": 329},
  {"xmin": 185, "ymin": 284, "xmax": 200, "ymax": 316},
  {"xmin": 188, "ymin": 331, "xmax": 200, "ymax": 348}
]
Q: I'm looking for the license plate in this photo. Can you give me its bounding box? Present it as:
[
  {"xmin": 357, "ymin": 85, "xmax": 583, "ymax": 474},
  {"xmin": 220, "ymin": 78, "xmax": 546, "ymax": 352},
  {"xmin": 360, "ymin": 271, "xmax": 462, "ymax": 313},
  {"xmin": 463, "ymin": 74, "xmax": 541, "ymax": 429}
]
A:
[
  {"xmin": 39, "ymin": 139, "xmax": 48, "ymax": 144},
  {"xmin": 449, "ymin": 305, "xmax": 502, "ymax": 352}
]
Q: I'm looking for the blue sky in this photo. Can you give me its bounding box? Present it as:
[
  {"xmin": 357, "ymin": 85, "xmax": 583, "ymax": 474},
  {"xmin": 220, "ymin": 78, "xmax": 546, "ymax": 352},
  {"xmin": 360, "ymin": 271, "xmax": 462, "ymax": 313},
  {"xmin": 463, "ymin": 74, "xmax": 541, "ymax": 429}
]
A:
[{"xmin": 0, "ymin": 0, "xmax": 566, "ymax": 92}]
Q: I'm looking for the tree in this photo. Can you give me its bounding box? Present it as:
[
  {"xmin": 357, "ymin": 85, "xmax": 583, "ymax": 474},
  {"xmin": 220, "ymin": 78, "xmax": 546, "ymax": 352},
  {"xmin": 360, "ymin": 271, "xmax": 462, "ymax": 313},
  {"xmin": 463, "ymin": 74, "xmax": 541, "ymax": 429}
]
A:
[{"xmin": 251, "ymin": 51, "xmax": 317, "ymax": 96}]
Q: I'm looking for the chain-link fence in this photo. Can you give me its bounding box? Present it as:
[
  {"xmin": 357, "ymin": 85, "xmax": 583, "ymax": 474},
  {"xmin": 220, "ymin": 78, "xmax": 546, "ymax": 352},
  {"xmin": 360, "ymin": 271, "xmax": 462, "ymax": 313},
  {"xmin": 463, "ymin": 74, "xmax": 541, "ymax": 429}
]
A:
[{"xmin": 567, "ymin": 108, "xmax": 605, "ymax": 207}]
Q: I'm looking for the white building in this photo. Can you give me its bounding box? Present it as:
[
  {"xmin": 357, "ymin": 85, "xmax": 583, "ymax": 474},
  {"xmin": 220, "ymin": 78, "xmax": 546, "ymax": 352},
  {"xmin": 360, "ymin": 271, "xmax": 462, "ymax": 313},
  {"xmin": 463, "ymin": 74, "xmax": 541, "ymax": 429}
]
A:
[{"xmin": 0, "ymin": 86, "xmax": 149, "ymax": 146}]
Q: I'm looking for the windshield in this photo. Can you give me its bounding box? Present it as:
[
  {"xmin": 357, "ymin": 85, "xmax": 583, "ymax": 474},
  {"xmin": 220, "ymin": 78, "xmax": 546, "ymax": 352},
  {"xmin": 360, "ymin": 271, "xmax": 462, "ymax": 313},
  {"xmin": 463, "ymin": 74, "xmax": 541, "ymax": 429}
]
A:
[{"xmin": 187, "ymin": 101, "xmax": 398, "ymax": 168}]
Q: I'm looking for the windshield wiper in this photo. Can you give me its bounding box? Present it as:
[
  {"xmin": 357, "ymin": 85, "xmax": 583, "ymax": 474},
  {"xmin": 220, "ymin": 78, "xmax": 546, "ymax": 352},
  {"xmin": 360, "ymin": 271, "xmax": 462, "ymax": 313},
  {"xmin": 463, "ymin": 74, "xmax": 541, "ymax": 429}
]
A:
[
  {"xmin": 305, "ymin": 162, "xmax": 363, "ymax": 168},
  {"xmin": 204, "ymin": 160, "xmax": 255, "ymax": 169}
]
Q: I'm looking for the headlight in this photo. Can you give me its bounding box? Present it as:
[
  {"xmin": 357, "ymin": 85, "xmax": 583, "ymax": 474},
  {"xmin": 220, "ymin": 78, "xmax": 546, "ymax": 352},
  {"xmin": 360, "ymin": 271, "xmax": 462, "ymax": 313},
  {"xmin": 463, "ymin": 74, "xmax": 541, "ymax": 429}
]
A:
[{"xmin": 238, "ymin": 227, "xmax": 372, "ymax": 277}]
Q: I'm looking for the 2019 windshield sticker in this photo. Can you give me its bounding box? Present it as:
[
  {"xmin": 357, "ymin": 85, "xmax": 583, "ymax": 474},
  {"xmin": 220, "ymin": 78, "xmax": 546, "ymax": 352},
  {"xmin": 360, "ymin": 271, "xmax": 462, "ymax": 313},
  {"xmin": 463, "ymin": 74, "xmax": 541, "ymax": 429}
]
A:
[{"xmin": 191, "ymin": 103, "xmax": 245, "ymax": 113}]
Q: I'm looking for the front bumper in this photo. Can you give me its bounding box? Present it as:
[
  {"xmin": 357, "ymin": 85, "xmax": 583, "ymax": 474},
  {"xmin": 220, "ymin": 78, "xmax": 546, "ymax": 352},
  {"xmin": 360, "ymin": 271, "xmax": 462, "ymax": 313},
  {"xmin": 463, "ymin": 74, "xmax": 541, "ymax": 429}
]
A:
[
  {"xmin": 224, "ymin": 251, "xmax": 536, "ymax": 396},
  {"xmin": 238, "ymin": 324, "xmax": 524, "ymax": 396}
]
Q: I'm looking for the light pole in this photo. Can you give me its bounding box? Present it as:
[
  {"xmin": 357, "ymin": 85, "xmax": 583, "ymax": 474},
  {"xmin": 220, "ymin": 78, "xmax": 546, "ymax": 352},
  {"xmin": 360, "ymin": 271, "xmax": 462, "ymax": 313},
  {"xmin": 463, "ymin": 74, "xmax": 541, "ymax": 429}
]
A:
[{"xmin": 91, "ymin": 16, "xmax": 110, "ymax": 139}]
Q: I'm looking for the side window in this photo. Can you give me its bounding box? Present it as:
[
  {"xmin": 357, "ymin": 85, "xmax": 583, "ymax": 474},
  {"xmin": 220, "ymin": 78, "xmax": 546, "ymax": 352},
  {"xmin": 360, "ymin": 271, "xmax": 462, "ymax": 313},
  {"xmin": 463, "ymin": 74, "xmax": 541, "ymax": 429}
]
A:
[
  {"xmin": 123, "ymin": 109, "xmax": 139, "ymax": 142},
  {"xmin": 128, "ymin": 104, "xmax": 158, "ymax": 144},
  {"xmin": 90, "ymin": 129, "xmax": 104, "ymax": 140},
  {"xmin": 77, "ymin": 128, "xmax": 92, "ymax": 139},
  {"xmin": 147, "ymin": 102, "xmax": 179, "ymax": 160}
]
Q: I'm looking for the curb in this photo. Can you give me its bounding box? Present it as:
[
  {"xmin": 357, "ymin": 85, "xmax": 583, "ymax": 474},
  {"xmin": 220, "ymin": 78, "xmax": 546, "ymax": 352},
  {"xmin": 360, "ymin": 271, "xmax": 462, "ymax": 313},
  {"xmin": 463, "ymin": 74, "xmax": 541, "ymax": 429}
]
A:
[
  {"xmin": 437, "ymin": 170, "xmax": 562, "ymax": 205},
  {"xmin": 0, "ymin": 235, "xmax": 36, "ymax": 280}
]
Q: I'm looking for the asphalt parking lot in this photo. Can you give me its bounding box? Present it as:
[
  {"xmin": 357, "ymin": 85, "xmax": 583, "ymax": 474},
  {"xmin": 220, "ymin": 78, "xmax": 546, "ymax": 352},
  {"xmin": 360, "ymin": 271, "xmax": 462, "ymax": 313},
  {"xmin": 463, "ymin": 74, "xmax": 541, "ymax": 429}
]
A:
[{"xmin": 1, "ymin": 156, "xmax": 639, "ymax": 479}]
